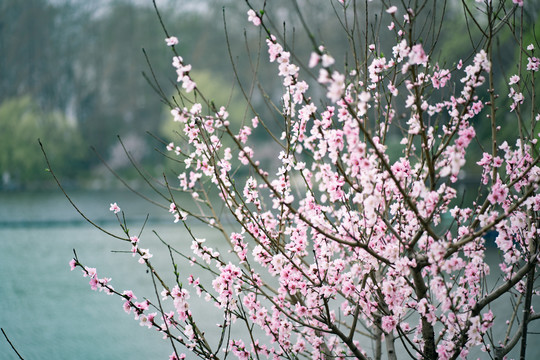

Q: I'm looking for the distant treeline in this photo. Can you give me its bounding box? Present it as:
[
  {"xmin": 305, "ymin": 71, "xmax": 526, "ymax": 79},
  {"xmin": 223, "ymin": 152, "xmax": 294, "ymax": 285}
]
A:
[{"xmin": 1, "ymin": 0, "xmax": 536, "ymax": 189}]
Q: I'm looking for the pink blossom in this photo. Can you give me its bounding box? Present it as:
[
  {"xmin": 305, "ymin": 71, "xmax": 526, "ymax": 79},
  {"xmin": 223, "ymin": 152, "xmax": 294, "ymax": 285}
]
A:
[
  {"xmin": 165, "ymin": 36, "xmax": 178, "ymax": 46},
  {"xmin": 109, "ymin": 202, "xmax": 121, "ymax": 214},
  {"xmin": 138, "ymin": 248, "xmax": 153, "ymax": 264},
  {"xmin": 229, "ymin": 339, "xmax": 250, "ymax": 360},
  {"xmin": 236, "ymin": 126, "xmax": 252, "ymax": 144},
  {"xmin": 387, "ymin": 82, "xmax": 398, "ymax": 96},
  {"xmin": 122, "ymin": 300, "xmax": 132, "ymax": 314},
  {"xmin": 382, "ymin": 315, "xmax": 398, "ymax": 333},
  {"xmin": 309, "ymin": 52, "xmax": 320, "ymax": 68},
  {"xmin": 326, "ymin": 71, "xmax": 345, "ymax": 102},
  {"xmin": 247, "ymin": 9, "xmax": 261, "ymax": 26},
  {"xmin": 251, "ymin": 116, "xmax": 259, "ymax": 128},
  {"xmin": 83, "ymin": 266, "xmax": 96, "ymax": 278},
  {"xmin": 408, "ymin": 44, "xmax": 428, "ymax": 65},
  {"xmin": 122, "ymin": 290, "xmax": 136, "ymax": 300},
  {"xmin": 169, "ymin": 353, "xmax": 186, "ymax": 360},
  {"xmin": 470, "ymin": 100, "xmax": 483, "ymax": 114},
  {"xmin": 392, "ymin": 39, "xmax": 409, "ymax": 62},
  {"xmin": 183, "ymin": 324, "xmax": 194, "ymax": 340},
  {"xmin": 181, "ymin": 76, "xmax": 196, "ymax": 92},
  {"xmin": 455, "ymin": 126, "xmax": 475, "ymax": 150},
  {"xmin": 321, "ymin": 54, "xmax": 335, "ymax": 68},
  {"xmin": 488, "ymin": 180, "xmax": 508, "ymax": 205},
  {"xmin": 432, "ymin": 69, "xmax": 451, "ymax": 89},
  {"xmin": 139, "ymin": 312, "xmax": 156, "ymax": 328},
  {"xmin": 508, "ymin": 75, "xmax": 520, "ymax": 85},
  {"xmin": 368, "ymin": 57, "xmax": 388, "ymax": 82},
  {"xmin": 527, "ymin": 57, "xmax": 539, "ymax": 71},
  {"xmin": 266, "ymin": 36, "xmax": 282, "ymax": 63},
  {"xmin": 386, "ymin": 6, "xmax": 398, "ymax": 14}
]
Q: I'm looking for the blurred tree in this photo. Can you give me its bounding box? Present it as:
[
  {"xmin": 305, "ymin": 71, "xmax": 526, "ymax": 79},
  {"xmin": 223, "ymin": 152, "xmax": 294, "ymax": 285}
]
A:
[
  {"xmin": 5, "ymin": 0, "xmax": 532, "ymax": 188},
  {"xmin": 0, "ymin": 96, "xmax": 87, "ymax": 189},
  {"xmin": 0, "ymin": 0, "xmax": 82, "ymax": 112}
]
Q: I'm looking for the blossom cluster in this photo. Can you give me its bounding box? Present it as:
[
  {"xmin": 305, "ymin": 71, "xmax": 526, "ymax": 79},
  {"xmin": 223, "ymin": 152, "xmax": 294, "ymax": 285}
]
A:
[{"xmin": 69, "ymin": 1, "xmax": 539, "ymax": 359}]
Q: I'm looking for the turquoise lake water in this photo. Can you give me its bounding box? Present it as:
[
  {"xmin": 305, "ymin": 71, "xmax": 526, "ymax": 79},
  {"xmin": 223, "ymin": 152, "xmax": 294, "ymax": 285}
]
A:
[
  {"xmin": 0, "ymin": 189, "xmax": 230, "ymax": 359},
  {"xmin": 0, "ymin": 190, "xmax": 539, "ymax": 359}
]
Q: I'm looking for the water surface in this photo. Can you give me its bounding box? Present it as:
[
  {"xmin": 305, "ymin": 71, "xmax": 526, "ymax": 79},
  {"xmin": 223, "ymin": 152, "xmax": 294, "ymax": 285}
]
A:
[{"xmin": 1, "ymin": 190, "xmax": 539, "ymax": 359}]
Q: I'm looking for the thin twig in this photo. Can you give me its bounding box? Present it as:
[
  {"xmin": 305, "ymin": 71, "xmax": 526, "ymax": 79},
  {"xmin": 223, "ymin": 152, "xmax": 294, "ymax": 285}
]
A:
[
  {"xmin": 1, "ymin": 328, "xmax": 24, "ymax": 360},
  {"xmin": 39, "ymin": 139, "xmax": 129, "ymax": 241}
]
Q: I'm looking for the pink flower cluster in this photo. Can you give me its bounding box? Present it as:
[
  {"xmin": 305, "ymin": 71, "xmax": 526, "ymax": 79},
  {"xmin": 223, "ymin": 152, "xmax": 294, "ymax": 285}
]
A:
[
  {"xmin": 70, "ymin": 259, "xmax": 114, "ymax": 294},
  {"xmin": 172, "ymin": 54, "xmax": 195, "ymax": 92},
  {"xmin": 70, "ymin": 2, "xmax": 540, "ymax": 359}
]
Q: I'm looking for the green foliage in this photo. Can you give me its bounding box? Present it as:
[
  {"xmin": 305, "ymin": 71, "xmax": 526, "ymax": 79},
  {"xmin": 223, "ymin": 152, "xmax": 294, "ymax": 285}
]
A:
[{"xmin": 0, "ymin": 96, "xmax": 87, "ymax": 188}]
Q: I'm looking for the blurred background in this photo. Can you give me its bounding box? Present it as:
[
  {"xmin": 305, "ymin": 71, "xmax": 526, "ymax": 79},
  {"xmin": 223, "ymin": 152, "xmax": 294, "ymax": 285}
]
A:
[
  {"xmin": 0, "ymin": 0, "xmax": 539, "ymax": 359},
  {"xmin": 0, "ymin": 0, "xmax": 255, "ymax": 191},
  {"xmin": 0, "ymin": 0, "xmax": 537, "ymax": 191},
  {"xmin": 0, "ymin": 1, "xmax": 257, "ymax": 358}
]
